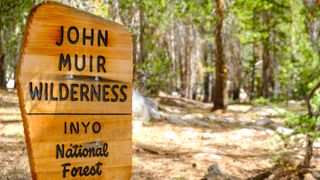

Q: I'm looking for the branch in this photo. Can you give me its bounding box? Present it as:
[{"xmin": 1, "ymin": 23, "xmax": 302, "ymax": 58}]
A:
[{"xmin": 306, "ymin": 80, "xmax": 320, "ymax": 118}]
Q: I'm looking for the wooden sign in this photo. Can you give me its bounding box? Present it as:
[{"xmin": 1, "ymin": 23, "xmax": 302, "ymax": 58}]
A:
[{"xmin": 16, "ymin": 2, "xmax": 132, "ymax": 179}]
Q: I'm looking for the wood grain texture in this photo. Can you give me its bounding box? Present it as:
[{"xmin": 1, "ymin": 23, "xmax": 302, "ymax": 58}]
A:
[
  {"xmin": 20, "ymin": 80, "xmax": 132, "ymax": 114},
  {"xmin": 16, "ymin": 2, "xmax": 132, "ymax": 179},
  {"xmin": 27, "ymin": 115, "xmax": 131, "ymax": 178}
]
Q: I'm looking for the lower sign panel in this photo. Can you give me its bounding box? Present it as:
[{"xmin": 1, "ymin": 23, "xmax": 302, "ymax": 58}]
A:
[{"xmin": 24, "ymin": 115, "xmax": 132, "ymax": 179}]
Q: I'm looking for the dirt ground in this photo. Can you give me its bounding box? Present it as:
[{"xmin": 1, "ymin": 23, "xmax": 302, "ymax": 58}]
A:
[{"xmin": 0, "ymin": 89, "xmax": 319, "ymax": 179}]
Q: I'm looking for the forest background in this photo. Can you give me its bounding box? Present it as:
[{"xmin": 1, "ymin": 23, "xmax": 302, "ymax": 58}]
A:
[{"xmin": 1, "ymin": 0, "xmax": 320, "ymax": 179}]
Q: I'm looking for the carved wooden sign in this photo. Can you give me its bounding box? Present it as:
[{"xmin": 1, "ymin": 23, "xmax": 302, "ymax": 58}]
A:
[{"xmin": 16, "ymin": 2, "xmax": 132, "ymax": 179}]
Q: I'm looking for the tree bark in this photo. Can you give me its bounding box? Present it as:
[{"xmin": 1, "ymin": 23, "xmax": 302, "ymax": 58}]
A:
[
  {"xmin": 183, "ymin": 24, "xmax": 191, "ymax": 98},
  {"xmin": 170, "ymin": 14, "xmax": 177, "ymax": 93},
  {"xmin": 189, "ymin": 25, "xmax": 200, "ymax": 100},
  {"xmin": 250, "ymin": 9, "xmax": 257, "ymax": 100},
  {"xmin": 0, "ymin": 29, "xmax": 6, "ymax": 88},
  {"xmin": 261, "ymin": 9, "xmax": 273, "ymax": 98},
  {"xmin": 178, "ymin": 36, "xmax": 184, "ymax": 96},
  {"xmin": 305, "ymin": 81, "xmax": 320, "ymax": 163},
  {"xmin": 230, "ymin": 36, "xmax": 242, "ymax": 101},
  {"xmin": 203, "ymin": 44, "xmax": 210, "ymax": 102},
  {"xmin": 298, "ymin": 80, "xmax": 320, "ymax": 177},
  {"xmin": 213, "ymin": 0, "xmax": 227, "ymax": 110},
  {"xmin": 301, "ymin": 135, "xmax": 314, "ymax": 168},
  {"xmin": 138, "ymin": 1, "xmax": 146, "ymax": 64},
  {"xmin": 210, "ymin": 45, "xmax": 215, "ymax": 102},
  {"xmin": 303, "ymin": 0, "xmax": 320, "ymax": 54}
]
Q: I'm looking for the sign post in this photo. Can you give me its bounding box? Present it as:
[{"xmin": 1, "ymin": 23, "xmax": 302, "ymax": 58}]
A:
[{"xmin": 16, "ymin": 2, "xmax": 132, "ymax": 179}]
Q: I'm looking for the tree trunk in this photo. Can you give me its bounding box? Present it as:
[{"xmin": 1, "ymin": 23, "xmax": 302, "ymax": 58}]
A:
[
  {"xmin": 213, "ymin": 0, "xmax": 227, "ymax": 110},
  {"xmin": 210, "ymin": 45, "xmax": 215, "ymax": 102},
  {"xmin": 132, "ymin": 34, "xmax": 138, "ymax": 83},
  {"xmin": 300, "ymin": 81, "xmax": 320, "ymax": 171},
  {"xmin": 178, "ymin": 41, "xmax": 184, "ymax": 96},
  {"xmin": 303, "ymin": 0, "xmax": 320, "ymax": 54},
  {"xmin": 261, "ymin": 9, "xmax": 272, "ymax": 98},
  {"xmin": 203, "ymin": 44, "xmax": 210, "ymax": 102},
  {"xmin": 138, "ymin": 2, "xmax": 146, "ymax": 64},
  {"xmin": 189, "ymin": 25, "xmax": 200, "ymax": 100},
  {"xmin": 183, "ymin": 24, "xmax": 191, "ymax": 98},
  {"xmin": 301, "ymin": 135, "xmax": 314, "ymax": 168},
  {"xmin": 0, "ymin": 29, "xmax": 6, "ymax": 88},
  {"xmin": 250, "ymin": 43, "xmax": 256, "ymax": 100},
  {"xmin": 203, "ymin": 73, "xmax": 210, "ymax": 102},
  {"xmin": 250, "ymin": 10, "xmax": 257, "ymax": 100},
  {"xmin": 170, "ymin": 15, "xmax": 177, "ymax": 93},
  {"xmin": 230, "ymin": 36, "xmax": 242, "ymax": 101},
  {"xmin": 0, "ymin": 55, "xmax": 5, "ymax": 88}
]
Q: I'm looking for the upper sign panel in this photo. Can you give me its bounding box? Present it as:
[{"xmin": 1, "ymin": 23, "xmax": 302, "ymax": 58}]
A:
[{"xmin": 16, "ymin": 2, "xmax": 133, "ymax": 114}]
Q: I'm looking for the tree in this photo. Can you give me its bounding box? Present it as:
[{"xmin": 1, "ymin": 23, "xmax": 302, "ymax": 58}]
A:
[
  {"xmin": 0, "ymin": 30, "xmax": 5, "ymax": 88},
  {"xmin": 213, "ymin": 0, "xmax": 227, "ymax": 110},
  {"xmin": 300, "ymin": 80, "xmax": 320, "ymax": 170},
  {"xmin": 261, "ymin": 9, "xmax": 273, "ymax": 98},
  {"xmin": 0, "ymin": 0, "xmax": 35, "ymax": 89}
]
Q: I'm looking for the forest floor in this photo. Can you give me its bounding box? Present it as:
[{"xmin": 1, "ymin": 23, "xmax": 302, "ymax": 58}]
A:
[{"xmin": 0, "ymin": 89, "xmax": 319, "ymax": 179}]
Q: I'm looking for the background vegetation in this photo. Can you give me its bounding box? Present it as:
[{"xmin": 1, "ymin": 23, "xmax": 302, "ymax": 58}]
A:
[{"xmin": 1, "ymin": 0, "xmax": 320, "ymax": 178}]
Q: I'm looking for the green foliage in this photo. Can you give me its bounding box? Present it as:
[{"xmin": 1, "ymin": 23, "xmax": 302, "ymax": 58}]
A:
[
  {"xmin": 232, "ymin": 0, "xmax": 320, "ymax": 101},
  {"xmin": 0, "ymin": 0, "xmax": 35, "ymax": 74},
  {"xmin": 136, "ymin": 52, "xmax": 171, "ymax": 95},
  {"xmin": 204, "ymin": 66, "xmax": 215, "ymax": 73},
  {"xmin": 284, "ymin": 90, "xmax": 320, "ymax": 141},
  {"xmin": 1, "ymin": 0, "xmax": 319, "ymax": 102},
  {"xmin": 115, "ymin": 0, "xmax": 217, "ymax": 95},
  {"xmin": 285, "ymin": 114, "xmax": 319, "ymax": 139},
  {"xmin": 0, "ymin": 0, "xmax": 99, "ymax": 78},
  {"xmin": 251, "ymin": 97, "xmax": 273, "ymax": 105}
]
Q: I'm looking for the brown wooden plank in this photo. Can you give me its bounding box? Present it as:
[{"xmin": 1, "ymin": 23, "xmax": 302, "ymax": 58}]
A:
[
  {"xmin": 19, "ymin": 80, "xmax": 132, "ymax": 114},
  {"xmin": 35, "ymin": 166, "xmax": 131, "ymax": 179},
  {"xmin": 16, "ymin": 2, "xmax": 132, "ymax": 179}
]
